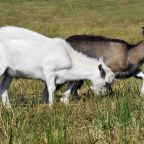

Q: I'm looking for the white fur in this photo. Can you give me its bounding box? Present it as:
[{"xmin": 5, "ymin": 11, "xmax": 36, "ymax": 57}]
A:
[
  {"xmin": 136, "ymin": 72, "xmax": 144, "ymax": 94},
  {"xmin": 0, "ymin": 26, "xmax": 114, "ymax": 106},
  {"xmin": 1, "ymin": 90, "xmax": 11, "ymax": 108}
]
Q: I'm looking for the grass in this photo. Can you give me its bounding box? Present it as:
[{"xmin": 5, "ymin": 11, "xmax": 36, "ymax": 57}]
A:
[{"xmin": 0, "ymin": 0, "xmax": 144, "ymax": 143}]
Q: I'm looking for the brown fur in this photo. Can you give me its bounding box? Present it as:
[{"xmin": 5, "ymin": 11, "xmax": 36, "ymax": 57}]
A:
[
  {"xmin": 66, "ymin": 35, "xmax": 144, "ymax": 78},
  {"xmin": 128, "ymin": 41, "xmax": 144, "ymax": 64}
]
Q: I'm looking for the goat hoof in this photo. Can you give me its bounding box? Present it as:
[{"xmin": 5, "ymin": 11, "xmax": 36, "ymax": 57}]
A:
[{"xmin": 60, "ymin": 97, "xmax": 69, "ymax": 105}]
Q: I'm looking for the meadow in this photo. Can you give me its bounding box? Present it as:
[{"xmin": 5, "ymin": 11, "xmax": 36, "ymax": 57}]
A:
[{"xmin": 0, "ymin": 0, "xmax": 144, "ymax": 143}]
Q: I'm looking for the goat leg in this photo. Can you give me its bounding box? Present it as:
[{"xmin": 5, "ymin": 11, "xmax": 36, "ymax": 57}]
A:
[
  {"xmin": 41, "ymin": 84, "xmax": 49, "ymax": 104},
  {"xmin": 70, "ymin": 80, "xmax": 83, "ymax": 100},
  {"xmin": 60, "ymin": 81, "xmax": 83, "ymax": 104},
  {"xmin": 135, "ymin": 71, "xmax": 144, "ymax": 95},
  {"xmin": 0, "ymin": 71, "xmax": 13, "ymax": 95},
  {"xmin": 0, "ymin": 71, "xmax": 13, "ymax": 108}
]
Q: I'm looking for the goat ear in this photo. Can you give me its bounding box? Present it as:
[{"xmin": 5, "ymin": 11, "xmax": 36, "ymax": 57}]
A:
[
  {"xmin": 98, "ymin": 64, "xmax": 106, "ymax": 78},
  {"xmin": 99, "ymin": 56, "xmax": 104, "ymax": 63}
]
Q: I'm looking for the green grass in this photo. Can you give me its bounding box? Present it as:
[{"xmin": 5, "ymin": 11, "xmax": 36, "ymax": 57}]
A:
[{"xmin": 0, "ymin": 0, "xmax": 144, "ymax": 143}]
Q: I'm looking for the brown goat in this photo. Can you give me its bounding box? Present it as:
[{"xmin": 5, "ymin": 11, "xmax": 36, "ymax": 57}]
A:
[
  {"xmin": 66, "ymin": 35, "xmax": 144, "ymax": 76},
  {"xmin": 59, "ymin": 35, "xmax": 144, "ymax": 100}
]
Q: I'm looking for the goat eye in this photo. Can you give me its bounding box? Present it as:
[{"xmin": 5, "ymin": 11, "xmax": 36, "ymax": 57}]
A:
[{"xmin": 98, "ymin": 64, "xmax": 106, "ymax": 78}]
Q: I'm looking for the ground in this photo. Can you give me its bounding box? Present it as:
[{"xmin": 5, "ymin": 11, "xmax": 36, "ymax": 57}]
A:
[{"xmin": 0, "ymin": 0, "xmax": 144, "ymax": 143}]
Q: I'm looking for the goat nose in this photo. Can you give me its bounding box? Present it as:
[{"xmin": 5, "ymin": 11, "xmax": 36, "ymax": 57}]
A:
[
  {"xmin": 105, "ymin": 82, "xmax": 110, "ymax": 85},
  {"xmin": 105, "ymin": 82, "xmax": 111, "ymax": 88}
]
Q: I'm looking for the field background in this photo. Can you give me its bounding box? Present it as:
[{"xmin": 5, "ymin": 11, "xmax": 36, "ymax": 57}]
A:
[{"xmin": 0, "ymin": 0, "xmax": 144, "ymax": 143}]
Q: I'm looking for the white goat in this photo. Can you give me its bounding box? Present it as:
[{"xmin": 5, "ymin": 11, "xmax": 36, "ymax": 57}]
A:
[{"xmin": 0, "ymin": 26, "xmax": 114, "ymax": 107}]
